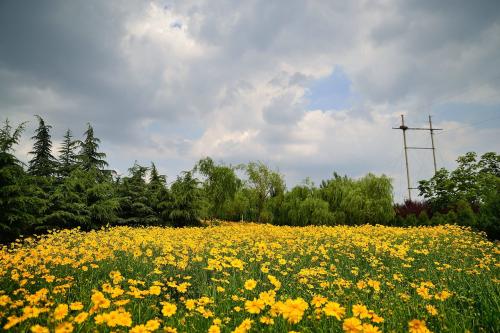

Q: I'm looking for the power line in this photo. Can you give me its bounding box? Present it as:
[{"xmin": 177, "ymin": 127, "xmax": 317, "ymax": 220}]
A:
[{"xmin": 434, "ymin": 114, "xmax": 500, "ymax": 136}]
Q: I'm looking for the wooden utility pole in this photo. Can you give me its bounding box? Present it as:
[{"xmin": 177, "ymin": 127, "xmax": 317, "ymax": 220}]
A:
[{"xmin": 393, "ymin": 115, "xmax": 443, "ymax": 201}]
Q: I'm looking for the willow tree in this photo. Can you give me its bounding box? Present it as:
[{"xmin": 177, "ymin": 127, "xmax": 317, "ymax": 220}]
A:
[{"xmin": 195, "ymin": 157, "xmax": 241, "ymax": 219}]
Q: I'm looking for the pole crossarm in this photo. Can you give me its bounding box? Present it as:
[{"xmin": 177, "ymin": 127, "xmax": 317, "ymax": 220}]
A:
[{"xmin": 392, "ymin": 114, "xmax": 443, "ymax": 201}]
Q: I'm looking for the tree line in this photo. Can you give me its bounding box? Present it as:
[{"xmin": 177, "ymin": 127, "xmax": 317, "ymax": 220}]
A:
[{"xmin": 1, "ymin": 116, "xmax": 498, "ymax": 242}]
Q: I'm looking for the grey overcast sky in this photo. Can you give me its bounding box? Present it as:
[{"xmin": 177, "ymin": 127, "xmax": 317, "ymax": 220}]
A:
[{"xmin": 1, "ymin": 0, "xmax": 499, "ymax": 201}]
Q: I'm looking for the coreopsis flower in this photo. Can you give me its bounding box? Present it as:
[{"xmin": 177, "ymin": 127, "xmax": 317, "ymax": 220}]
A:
[
  {"xmin": 342, "ymin": 317, "xmax": 363, "ymax": 333},
  {"xmin": 53, "ymin": 304, "xmax": 69, "ymax": 320},
  {"xmin": 323, "ymin": 301, "xmax": 345, "ymax": 320},
  {"xmin": 54, "ymin": 322, "xmax": 73, "ymax": 333},
  {"xmin": 161, "ymin": 302, "xmax": 177, "ymax": 317},
  {"xmin": 245, "ymin": 298, "xmax": 266, "ymax": 314},
  {"xmin": 91, "ymin": 291, "xmax": 110, "ymax": 309},
  {"xmin": 281, "ymin": 298, "xmax": 309, "ymax": 324},
  {"xmin": 69, "ymin": 302, "xmax": 84, "ymax": 311},
  {"xmin": 30, "ymin": 325, "xmax": 49, "ymax": 333},
  {"xmin": 208, "ymin": 324, "xmax": 221, "ymax": 333},
  {"xmin": 149, "ymin": 285, "xmax": 161, "ymax": 295},
  {"xmin": 74, "ymin": 312, "xmax": 88, "ymax": 324},
  {"xmin": 244, "ymin": 279, "xmax": 257, "ymax": 291},
  {"xmin": 408, "ymin": 319, "xmax": 431, "ymax": 333}
]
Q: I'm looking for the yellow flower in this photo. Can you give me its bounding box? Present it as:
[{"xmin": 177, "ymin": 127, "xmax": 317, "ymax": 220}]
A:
[
  {"xmin": 245, "ymin": 298, "xmax": 266, "ymax": 314},
  {"xmin": 281, "ymin": 298, "xmax": 309, "ymax": 324},
  {"xmin": 342, "ymin": 317, "xmax": 363, "ymax": 333},
  {"xmin": 323, "ymin": 301, "xmax": 345, "ymax": 320},
  {"xmin": 208, "ymin": 325, "xmax": 221, "ymax": 333},
  {"xmin": 352, "ymin": 304, "xmax": 371, "ymax": 319},
  {"xmin": 409, "ymin": 319, "xmax": 431, "ymax": 333},
  {"xmin": 145, "ymin": 319, "xmax": 161, "ymax": 330},
  {"xmin": 164, "ymin": 327, "xmax": 178, "ymax": 333},
  {"xmin": 244, "ymin": 279, "xmax": 257, "ymax": 290},
  {"xmin": 130, "ymin": 324, "xmax": 149, "ymax": 333},
  {"xmin": 69, "ymin": 302, "xmax": 84, "ymax": 311},
  {"xmin": 161, "ymin": 302, "xmax": 177, "ymax": 317},
  {"xmin": 233, "ymin": 319, "xmax": 253, "ymax": 333},
  {"xmin": 311, "ymin": 295, "xmax": 327, "ymax": 308},
  {"xmin": 55, "ymin": 322, "xmax": 74, "ymax": 333},
  {"xmin": 30, "ymin": 325, "xmax": 49, "ymax": 333},
  {"xmin": 426, "ymin": 304, "xmax": 438, "ymax": 316},
  {"xmin": 185, "ymin": 299, "xmax": 196, "ymax": 310},
  {"xmin": 91, "ymin": 291, "xmax": 110, "ymax": 309},
  {"xmin": 74, "ymin": 312, "xmax": 88, "ymax": 324},
  {"xmin": 23, "ymin": 306, "xmax": 42, "ymax": 318},
  {"xmin": 53, "ymin": 304, "xmax": 69, "ymax": 320},
  {"xmin": 149, "ymin": 285, "xmax": 161, "ymax": 295},
  {"xmin": 435, "ymin": 290, "xmax": 452, "ymax": 301},
  {"xmin": 260, "ymin": 316, "xmax": 274, "ymax": 325},
  {"xmin": 363, "ymin": 323, "xmax": 381, "ymax": 333}
]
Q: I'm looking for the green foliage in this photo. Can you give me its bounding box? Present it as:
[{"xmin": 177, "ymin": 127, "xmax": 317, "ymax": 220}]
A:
[
  {"xmin": 43, "ymin": 168, "xmax": 119, "ymax": 230},
  {"xmin": 58, "ymin": 129, "xmax": 79, "ymax": 177},
  {"xmin": 418, "ymin": 211, "xmax": 430, "ymax": 225},
  {"xmin": 78, "ymin": 123, "xmax": 108, "ymax": 172},
  {"xmin": 245, "ymin": 162, "xmax": 285, "ymax": 222},
  {"xmin": 164, "ymin": 171, "xmax": 202, "ymax": 227},
  {"xmin": 319, "ymin": 173, "xmax": 395, "ymax": 225},
  {"xmin": 196, "ymin": 157, "xmax": 241, "ymax": 219},
  {"xmin": 418, "ymin": 152, "xmax": 500, "ymax": 210},
  {"xmin": 0, "ymin": 120, "xmax": 45, "ymax": 242},
  {"xmin": 477, "ymin": 177, "xmax": 500, "ymax": 239},
  {"xmin": 147, "ymin": 162, "xmax": 170, "ymax": 222},
  {"xmin": 116, "ymin": 162, "xmax": 159, "ymax": 226},
  {"xmin": 28, "ymin": 115, "xmax": 57, "ymax": 177}
]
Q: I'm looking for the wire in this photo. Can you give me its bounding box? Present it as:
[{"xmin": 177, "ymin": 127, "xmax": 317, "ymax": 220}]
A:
[{"xmin": 434, "ymin": 114, "xmax": 500, "ymax": 136}]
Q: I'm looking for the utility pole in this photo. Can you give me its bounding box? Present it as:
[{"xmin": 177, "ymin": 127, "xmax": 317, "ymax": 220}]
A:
[{"xmin": 393, "ymin": 115, "xmax": 443, "ymax": 201}]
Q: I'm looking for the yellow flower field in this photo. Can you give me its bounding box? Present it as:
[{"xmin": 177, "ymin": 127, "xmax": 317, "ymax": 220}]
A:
[{"xmin": 0, "ymin": 224, "xmax": 499, "ymax": 332}]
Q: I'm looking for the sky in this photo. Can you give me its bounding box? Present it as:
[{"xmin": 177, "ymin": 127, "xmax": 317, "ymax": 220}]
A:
[{"xmin": 1, "ymin": 0, "xmax": 499, "ymax": 202}]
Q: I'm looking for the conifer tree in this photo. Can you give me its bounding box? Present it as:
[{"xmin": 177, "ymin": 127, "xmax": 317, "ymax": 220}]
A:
[
  {"xmin": 164, "ymin": 171, "xmax": 202, "ymax": 226},
  {"xmin": 148, "ymin": 162, "xmax": 170, "ymax": 222},
  {"xmin": 58, "ymin": 129, "xmax": 79, "ymax": 177},
  {"xmin": 78, "ymin": 123, "xmax": 108, "ymax": 171},
  {"xmin": 0, "ymin": 120, "xmax": 45, "ymax": 242},
  {"xmin": 28, "ymin": 115, "xmax": 57, "ymax": 177},
  {"xmin": 117, "ymin": 162, "xmax": 158, "ymax": 225}
]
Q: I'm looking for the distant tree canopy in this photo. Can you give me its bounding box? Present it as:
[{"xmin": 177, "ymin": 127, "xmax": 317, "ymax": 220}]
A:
[{"xmin": 0, "ymin": 115, "xmax": 497, "ymax": 243}]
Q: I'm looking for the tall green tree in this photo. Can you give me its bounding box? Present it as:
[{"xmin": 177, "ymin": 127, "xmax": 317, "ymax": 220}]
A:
[
  {"xmin": 28, "ymin": 115, "xmax": 57, "ymax": 177},
  {"xmin": 0, "ymin": 120, "xmax": 45, "ymax": 241},
  {"xmin": 164, "ymin": 171, "xmax": 202, "ymax": 227},
  {"xmin": 195, "ymin": 157, "xmax": 241, "ymax": 219},
  {"xmin": 78, "ymin": 123, "xmax": 108, "ymax": 171},
  {"xmin": 418, "ymin": 152, "xmax": 500, "ymax": 210},
  {"xmin": 245, "ymin": 162, "xmax": 285, "ymax": 222},
  {"xmin": 58, "ymin": 129, "xmax": 79, "ymax": 177},
  {"xmin": 116, "ymin": 162, "xmax": 158, "ymax": 226},
  {"xmin": 43, "ymin": 168, "xmax": 119, "ymax": 230},
  {"xmin": 148, "ymin": 162, "xmax": 170, "ymax": 222},
  {"xmin": 319, "ymin": 173, "xmax": 394, "ymax": 225}
]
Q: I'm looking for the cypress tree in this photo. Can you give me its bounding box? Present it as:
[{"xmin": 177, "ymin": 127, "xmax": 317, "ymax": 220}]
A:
[
  {"xmin": 28, "ymin": 115, "xmax": 57, "ymax": 177},
  {"xmin": 78, "ymin": 123, "xmax": 108, "ymax": 171},
  {"xmin": 58, "ymin": 129, "xmax": 79, "ymax": 177}
]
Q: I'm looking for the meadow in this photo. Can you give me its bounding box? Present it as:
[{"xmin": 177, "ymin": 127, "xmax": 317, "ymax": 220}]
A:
[{"xmin": 0, "ymin": 223, "xmax": 498, "ymax": 333}]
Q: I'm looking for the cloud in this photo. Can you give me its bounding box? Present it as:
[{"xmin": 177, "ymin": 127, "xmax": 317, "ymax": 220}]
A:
[{"xmin": 1, "ymin": 0, "xmax": 499, "ymax": 201}]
